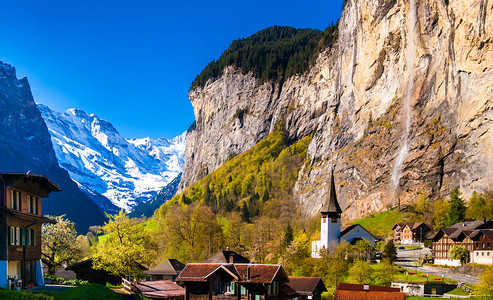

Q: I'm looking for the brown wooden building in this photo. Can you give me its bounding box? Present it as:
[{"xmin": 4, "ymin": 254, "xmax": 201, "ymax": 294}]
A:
[
  {"xmin": 145, "ymin": 259, "xmax": 186, "ymax": 281},
  {"xmin": 0, "ymin": 173, "xmax": 59, "ymax": 289},
  {"xmin": 176, "ymin": 263, "xmax": 294, "ymax": 300},
  {"xmin": 470, "ymin": 229, "xmax": 493, "ymax": 265},
  {"xmin": 432, "ymin": 220, "xmax": 493, "ymax": 266},
  {"xmin": 286, "ymin": 277, "xmax": 326, "ymax": 300},
  {"xmin": 392, "ymin": 222, "xmax": 432, "ymax": 244}
]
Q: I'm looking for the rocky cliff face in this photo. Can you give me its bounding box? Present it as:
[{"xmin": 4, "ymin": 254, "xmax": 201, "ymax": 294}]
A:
[
  {"xmin": 180, "ymin": 0, "xmax": 493, "ymax": 221},
  {"xmin": 0, "ymin": 62, "xmax": 107, "ymax": 232}
]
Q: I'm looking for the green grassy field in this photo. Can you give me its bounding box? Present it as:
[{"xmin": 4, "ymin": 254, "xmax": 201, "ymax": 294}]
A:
[
  {"xmin": 0, "ymin": 284, "xmax": 121, "ymax": 300},
  {"xmin": 350, "ymin": 209, "xmax": 402, "ymax": 237}
]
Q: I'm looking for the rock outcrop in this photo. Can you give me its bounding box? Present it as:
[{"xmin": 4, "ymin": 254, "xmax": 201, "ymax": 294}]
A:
[{"xmin": 180, "ymin": 0, "xmax": 493, "ymax": 221}]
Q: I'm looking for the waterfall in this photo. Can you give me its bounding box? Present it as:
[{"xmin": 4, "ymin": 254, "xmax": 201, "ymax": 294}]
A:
[{"xmin": 390, "ymin": 0, "xmax": 416, "ymax": 198}]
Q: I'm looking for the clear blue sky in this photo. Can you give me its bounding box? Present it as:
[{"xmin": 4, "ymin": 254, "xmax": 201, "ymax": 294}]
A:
[{"xmin": 0, "ymin": 0, "xmax": 344, "ymax": 139}]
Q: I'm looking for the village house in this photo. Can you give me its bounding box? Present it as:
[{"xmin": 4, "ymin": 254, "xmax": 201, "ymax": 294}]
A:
[
  {"xmin": 0, "ymin": 173, "xmax": 60, "ymax": 289},
  {"xmin": 145, "ymin": 259, "xmax": 186, "ymax": 281},
  {"xmin": 311, "ymin": 171, "xmax": 376, "ymax": 258},
  {"xmin": 431, "ymin": 220, "xmax": 493, "ymax": 266},
  {"xmin": 175, "ymin": 263, "xmax": 296, "ymax": 300},
  {"xmin": 392, "ymin": 222, "xmax": 432, "ymax": 244},
  {"xmin": 286, "ymin": 277, "xmax": 326, "ymax": 300},
  {"xmin": 469, "ymin": 229, "xmax": 493, "ymax": 265}
]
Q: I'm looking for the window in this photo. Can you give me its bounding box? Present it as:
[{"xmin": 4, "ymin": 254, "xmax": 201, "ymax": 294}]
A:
[
  {"xmin": 15, "ymin": 227, "xmax": 20, "ymax": 245},
  {"xmin": 230, "ymin": 282, "xmax": 236, "ymax": 295},
  {"xmin": 241, "ymin": 286, "xmax": 246, "ymax": 295},
  {"xmin": 27, "ymin": 195, "xmax": 31, "ymax": 213},
  {"xmin": 9, "ymin": 226, "xmax": 14, "ymax": 245},
  {"xmin": 32, "ymin": 197, "xmax": 37, "ymax": 214},
  {"xmin": 10, "ymin": 190, "xmax": 14, "ymax": 209},
  {"xmin": 27, "ymin": 229, "xmax": 31, "ymax": 246},
  {"xmin": 15, "ymin": 191, "xmax": 21, "ymax": 210}
]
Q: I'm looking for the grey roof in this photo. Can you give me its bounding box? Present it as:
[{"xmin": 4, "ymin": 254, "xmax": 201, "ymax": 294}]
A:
[
  {"xmin": 201, "ymin": 251, "xmax": 250, "ymax": 264},
  {"xmin": 144, "ymin": 259, "xmax": 185, "ymax": 276},
  {"xmin": 321, "ymin": 170, "xmax": 342, "ymax": 214}
]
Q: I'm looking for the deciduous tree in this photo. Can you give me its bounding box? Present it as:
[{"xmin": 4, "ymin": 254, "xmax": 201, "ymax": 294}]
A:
[
  {"xmin": 42, "ymin": 215, "xmax": 85, "ymax": 275},
  {"xmin": 93, "ymin": 211, "xmax": 157, "ymax": 278},
  {"xmin": 475, "ymin": 266, "xmax": 493, "ymax": 297},
  {"xmin": 449, "ymin": 245, "xmax": 469, "ymax": 265}
]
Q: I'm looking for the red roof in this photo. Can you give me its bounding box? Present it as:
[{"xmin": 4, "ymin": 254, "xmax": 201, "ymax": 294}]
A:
[
  {"xmin": 135, "ymin": 280, "xmax": 185, "ymax": 299},
  {"xmin": 334, "ymin": 290, "xmax": 406, "ymax": 300},
  {"xmin": 176, "ymin": 263, "xmax": 287, "ymax": 284},
  {"xmin": 336, "ymin": 283, "xmax": 400, "ymax": 292},
  {"xmin": 334, "ymin": 283, "xmax": 405, "ymax": 300}
]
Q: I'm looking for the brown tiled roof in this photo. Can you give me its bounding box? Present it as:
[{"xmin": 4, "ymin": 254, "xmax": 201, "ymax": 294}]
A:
[
  {"xmin": 176, "ymin": 263, "xmax": 288, "ymax": 284},
  {"xmin": 235, "ymin": 264, "xmax": 288, "ymax": 283},
  {"xmin": 391, "ymin": 223, "xmax": 406, "ymax": 230},
  {"xmin": 287, "ymin": 277, "xmax": 327, "ymax": 294},
  {"xmin": 135, "ymin": 280, "xmax": 185, "ymax": 298},
  {"xmin": 201, "ymin": 251, "xmax": 250, "ymax": 264},
  {"xmin": 145, "ymin": 259, "xmax": 185, "ymax": 276},
  {"xmin": 333, "ymin": 290, "xmax": 406, "ymax": 300},
  {"xmin": 280, "ymin": 282, "xmax": 299, "ymax": 298},
  {"xmin": 175, "ymin": 264, "xmax": 228, "ymax": 282},
  {"xmin": 336, "ymin": 283, "xmax": 400, "ymax": 292},
  {"xmin": 334, "ymin": 283, "xmax": 405, "ymax": 300}
]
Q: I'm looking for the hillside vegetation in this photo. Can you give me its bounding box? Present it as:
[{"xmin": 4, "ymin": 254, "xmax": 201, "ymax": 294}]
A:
[
  {"xmin": 153, "ymin": 124, "xmax": 318, "ymax": 263},
  {"xmin": 191, "ymin": 24, "xmax": 337, "ymax": 89}
]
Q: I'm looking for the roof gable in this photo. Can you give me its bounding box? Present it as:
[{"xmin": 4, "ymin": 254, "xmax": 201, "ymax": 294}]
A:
[
  {"xmin": 145, "ymin": 259, "xmax": 185, "ymax": 276},
  {"xmin": 287, "ymin": 277, "xmax": 327, "ymax": 294}
]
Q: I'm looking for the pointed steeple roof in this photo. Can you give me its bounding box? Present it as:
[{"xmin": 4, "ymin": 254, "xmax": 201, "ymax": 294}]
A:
[{"xmin": 321, "ymin": 169, "xmax": 342, "ymax": 215}]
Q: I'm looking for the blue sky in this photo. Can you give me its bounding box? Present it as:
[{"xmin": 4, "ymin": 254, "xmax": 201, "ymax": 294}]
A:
[{"xmin": 0, "ymin": 1, "xmax": 343, "ymax": 139}]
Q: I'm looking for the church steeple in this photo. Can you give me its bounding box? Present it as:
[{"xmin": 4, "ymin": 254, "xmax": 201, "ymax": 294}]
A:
[{"xmin": 321, "ymin": 169, "xmax": 342, "ymax": 218}]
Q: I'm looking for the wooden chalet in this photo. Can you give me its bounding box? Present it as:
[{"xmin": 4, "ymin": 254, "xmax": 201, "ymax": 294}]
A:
[
  {"xmin": 65, "ymin": 259, "xmax": 122, "ymax": 285},
  {"xmin": 333, "ymin": 283, "xmax": 406, "ymax": 300},
  {"xmin": 175, "ymin": 263, "xmax": 294, "ymax": 300},
  {"xmin": 392, "ymin": 222, "xmax": 432, "ymax": 244},
  {"xmin": 0, "ymin": 173, "xmax": 59, "ymax": 289},
  {"xmin": 145, "ymin": 259, "xmax": 186, "ymax": 281},
  {"xmin": 201, "ymin": 251, "xmax": 250, "ymax": 264},
  {"xmin": 469, "ymin": 229, "xmax": 493, "ymax": 265},
  {"xmin": 432, "ymin": 220, "xmax": 493, "ymax": 266},
  {"xmin": 286, "ymin": 277, "xmax": 326, "ymax": 300}
]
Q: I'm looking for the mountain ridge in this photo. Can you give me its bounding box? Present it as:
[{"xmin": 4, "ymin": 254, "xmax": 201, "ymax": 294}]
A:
[{"xmin": 38, "ymin": 104, "xmax": 185, "ymax": 211}]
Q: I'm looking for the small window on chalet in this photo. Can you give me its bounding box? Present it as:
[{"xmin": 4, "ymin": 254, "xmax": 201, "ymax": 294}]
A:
[
  {"xmin": 10, "ymin": 190, "xmax": 14, "ymax": 209},
  {"xmin": 15, "ymin": 191, "xmax": 21, "ymax": 211},
  {"xmin": 27, "ymin": 195, "xmax": 31, "ymax": 213},
  {"xmin": 9, "ymin": 226, "xmax": 15, "ymax": 245},
  {"xmin": 15, "ymin": 227, "xmax": 20, "ymax": 245},
  {"xmin": 241, "ymin": 285, "xmax": 246, "ymax": 295},
  {"xmin": 229, "ymin": 282, "xmax": 236, "ymax": 295}
]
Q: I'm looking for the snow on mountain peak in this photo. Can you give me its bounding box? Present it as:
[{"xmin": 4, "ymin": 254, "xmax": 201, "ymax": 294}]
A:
[{"xmin": 38, "ymin": 103, "xmax": 186, "ymax": 212}]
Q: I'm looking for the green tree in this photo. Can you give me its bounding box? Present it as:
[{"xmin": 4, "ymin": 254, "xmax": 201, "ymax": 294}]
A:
[
  {"xmin": 354, "ymin": 239, "xmax": 373, "ymax": 261},
  {"xmin": 348, "ymin": 260, "xmax": 371, "ymax": 284},
  {"xmin": 433, "ymin": 199, "xmax": 450, "ymax": 231},
  {"xmin": 383, "ymin": 240, "xmax": 397, "ymax": 263},
  {"xmin": 467, "ymin": 191, "xmax": 487, "ymax": 221},
  {"xmin": 449, "ymin": 245, "xmax": 469, "ymax": 265},
  {"xmin": 475, "ymin": 266, "xmax": 493, "ymax": 297},
  {"xmin": 372, "ymin": 263, "xmax": 395, "ymax": 286},
  {"xmin": 283, "ymin": 224, "xmax": 294, "ymax": 248},
  {"xmin": 42, "ymin": 215, "xmax": 85, "ymax": 275},
  {"xmin": 446, "ymin": 187, "xmax": 466, "ymax": 226},
  {"xmin": 93, "ymin": 211, "xmax": 158, "ymax": 278}
]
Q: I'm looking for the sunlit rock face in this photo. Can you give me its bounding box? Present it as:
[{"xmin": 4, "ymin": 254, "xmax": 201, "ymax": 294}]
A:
[{"xmin": 181, "ymin": 0, "xmax": 493, "ymax": 221}]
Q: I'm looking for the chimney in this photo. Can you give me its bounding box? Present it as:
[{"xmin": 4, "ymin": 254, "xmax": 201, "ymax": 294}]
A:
[{"xmin": 363, "ymin": 284, "xmax": 370, "ymax": 291}]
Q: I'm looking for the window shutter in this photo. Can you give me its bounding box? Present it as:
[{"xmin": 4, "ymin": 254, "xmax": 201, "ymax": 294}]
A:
[
  {"xmin": 16, "ymin": 227, "xmax": 20, "ymax": 245},
  {"xmin": 33, "ymin": 198, "xmax": 37, "ymax": 214},
  {"xmin": 21, "ymin": 228, "xmax": 26, "ymax": 246},
  {"xmin": 241, "ymin": 286, "xmax": 246, "ymax": 295},
  {"xmin": 10, "ymin": 190, "xmax": 14, "ymax": 209},
  {"xmin": 230, "ymin": 282, "xmax": 235, "ymax": 295},
  {"xmin": 32, "ymin": 229, "xmax": 36, "ymax": 246},
  {"xmin": 27, "ymin": 229, "xmax": 31, "ymax": 246}
]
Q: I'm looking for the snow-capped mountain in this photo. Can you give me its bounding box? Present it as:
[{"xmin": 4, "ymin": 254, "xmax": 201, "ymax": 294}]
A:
[{"xmin": 38, "ymin": 104, "xmax": 185, "ymax": 211}]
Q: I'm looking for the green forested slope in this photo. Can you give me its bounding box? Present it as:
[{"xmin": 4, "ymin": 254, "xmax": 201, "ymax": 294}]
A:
[{"xmin": 191, "ymin": 24, "xmax": 337, "ymax": 89}]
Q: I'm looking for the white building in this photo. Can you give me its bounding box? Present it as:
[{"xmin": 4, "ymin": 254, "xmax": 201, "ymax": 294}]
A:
[{"xmin": 311, "ymin": 171, "xmax": 376, "ymax": 258}]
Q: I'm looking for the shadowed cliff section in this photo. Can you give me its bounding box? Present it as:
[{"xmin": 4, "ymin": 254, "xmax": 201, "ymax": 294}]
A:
[{"xmin": 0, "ymin": 61, "xmax": 107, "ymax": 232}]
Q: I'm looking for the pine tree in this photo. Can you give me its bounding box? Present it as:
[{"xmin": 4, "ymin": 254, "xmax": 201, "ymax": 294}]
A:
[
  {"xmin": 283, "ymin": 224, "xmax": 294, "ymax": 247},
  {"xmin": 383, "ymin": 240, "xmax": 397, "ymax": 263},
  {"xmin": 446, "ymin": 187, "xmax": 466, "ymax": 226}
]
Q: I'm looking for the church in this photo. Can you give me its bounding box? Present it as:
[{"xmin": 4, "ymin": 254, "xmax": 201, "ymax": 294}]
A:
[{"xmin": 311, "ymin": 171, "xmax": 376, "ymax": 258}]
